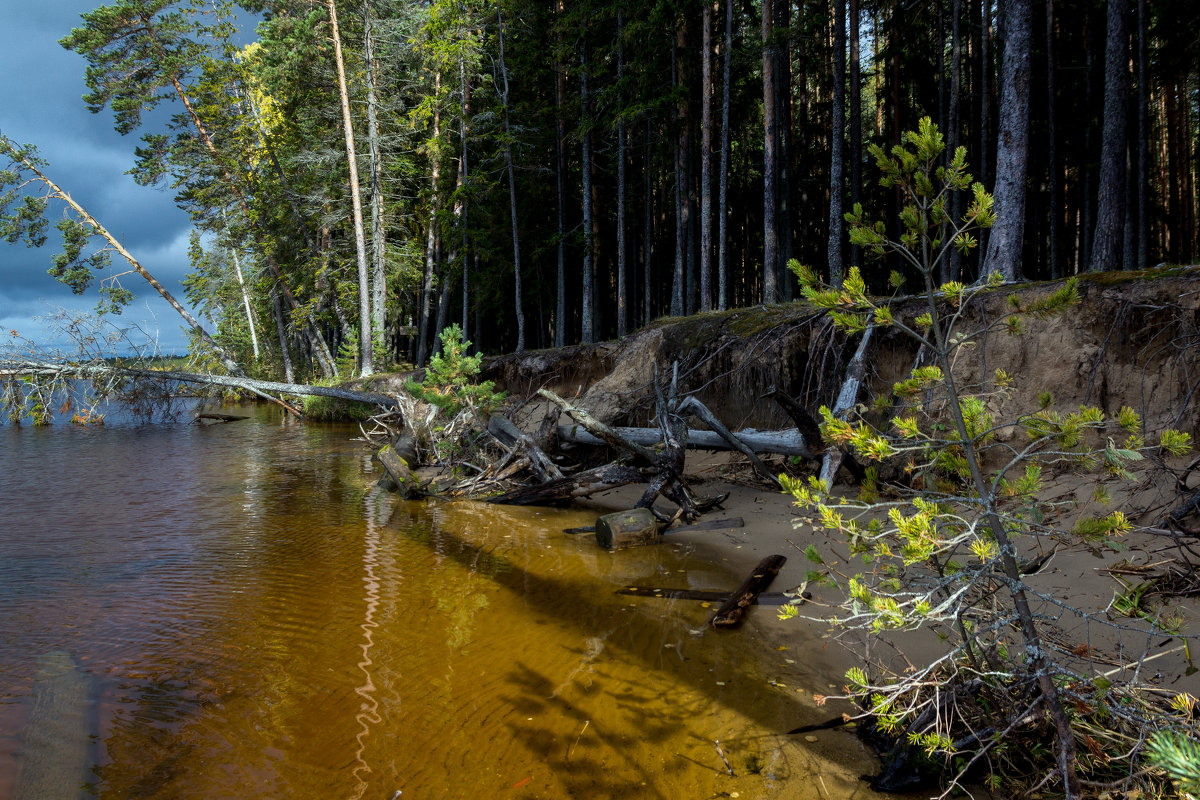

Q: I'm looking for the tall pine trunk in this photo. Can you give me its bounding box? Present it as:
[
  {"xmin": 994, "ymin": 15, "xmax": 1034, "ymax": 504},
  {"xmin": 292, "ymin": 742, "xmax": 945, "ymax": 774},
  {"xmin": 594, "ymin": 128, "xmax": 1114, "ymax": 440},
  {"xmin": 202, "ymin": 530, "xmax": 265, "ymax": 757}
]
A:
[
  {"xmin": 1089, "ymin": 0, "xmax": 1130, "ymax": 272},
  {"xmin": 1046, "ymin": 0, "xmax": 1060, "ymax": 278},
  {"xmin": 644, "ymin": 119, "xmax": 655, "ymax": 325},
  {"xmin": 671, "ymin": 31, "xmax": 686, "ymax": 317},
  {"xmin": 417, "ymin": 72, "xmax": 440, "ymax": 367},
  {"xmin": 1135, "ymin": 0, "xmax": 1148, "ymax": 269},
  {"xmin": 617, "ymin": 9, "xmax": 629, "ymax": 335},
  {"xmin": 982, "ymin": 0, "xmax": 1031, "ymax": 282},
  {"xmin": 580, "ymin": 36, "xmax": 595, "ymax": 343},
  {"xmin": 459, "ymin": 60, "xmax": 471, "ymax": 340},
  {"xmin": 718, "ymin": 0, "xmax": 734, "ymax": 310},
  {"xmin": 326, "ymin": 0, "xmax": 373, "ymax": 376},
  {"xmin": 761, "ymin": 0, "xmax": 779, "ymax": 303},
  {"xmin": 497, "ymin": 7, "xmax": 525, "ymax": 351},
  {"xmin": 828, "ymin": 0, "xmax": 846, "ymax": 287},
  {"xmin": 554, "ymin": 0, "xmax": 567, "ymax": 347},
  {"xmin": 946, "ymin": 0, "xmax": 963, "ymax": 282},
  {"xmin": 849, "ymin": 0, "xmax": 861, "ymax": 269},
  {"xmin": 271, "ymin": 287, "xmax": 294, "ymax": 384},
  {"xmin": 700, "ymin": 2, "xmax": 714, "ymax": 311},
  {"xmin": 364, "ymin": 3, "xmax": 386, "ymax": 358}
]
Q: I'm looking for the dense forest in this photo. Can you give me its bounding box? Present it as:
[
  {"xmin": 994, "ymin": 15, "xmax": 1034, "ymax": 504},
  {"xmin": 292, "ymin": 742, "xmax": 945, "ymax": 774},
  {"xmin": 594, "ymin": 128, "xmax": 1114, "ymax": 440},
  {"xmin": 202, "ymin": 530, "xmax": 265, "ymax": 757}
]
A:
[{"xmin": 15, "ymin": 0, "xmax": 1200, "ymax": 378}]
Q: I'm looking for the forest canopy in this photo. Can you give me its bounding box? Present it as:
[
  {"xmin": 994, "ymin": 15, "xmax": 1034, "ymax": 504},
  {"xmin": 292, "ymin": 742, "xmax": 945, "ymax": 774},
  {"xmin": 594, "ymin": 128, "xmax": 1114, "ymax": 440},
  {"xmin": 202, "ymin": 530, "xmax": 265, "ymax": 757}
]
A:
[{"xmin": 8, "ymin": 0, "xmax": 1200, "ymax": 380}]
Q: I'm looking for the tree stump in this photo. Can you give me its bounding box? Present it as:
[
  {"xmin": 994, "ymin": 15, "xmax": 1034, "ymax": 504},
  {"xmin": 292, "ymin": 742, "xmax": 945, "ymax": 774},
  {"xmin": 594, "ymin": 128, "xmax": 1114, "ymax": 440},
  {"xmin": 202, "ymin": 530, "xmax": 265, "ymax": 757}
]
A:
[
  {"xmin": 376, "ymin": 442, "xmax": 422, "ymax": 499},
  {"xmin": 595, "ymin": 508, "xmax": 660, "ymax": 549}
]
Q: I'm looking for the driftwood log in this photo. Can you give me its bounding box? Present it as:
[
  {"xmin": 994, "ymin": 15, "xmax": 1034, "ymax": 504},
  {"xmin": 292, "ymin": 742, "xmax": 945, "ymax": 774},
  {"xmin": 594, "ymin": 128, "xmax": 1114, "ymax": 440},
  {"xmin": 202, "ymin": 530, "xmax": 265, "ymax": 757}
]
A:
[
  {"xmin": 710, "ymin": 554, "xmax": 787, "ymax": 627},
  {"xmin": 487, "ymin": 414, "xmax": 564, "ymax": 483},
  {"xmin": 557, "ymin": 425, "xmax": 816, "ymax": 457},
  {"xmin": 487, "ymin": 463, "xmax": 644, "ymax": 505}
]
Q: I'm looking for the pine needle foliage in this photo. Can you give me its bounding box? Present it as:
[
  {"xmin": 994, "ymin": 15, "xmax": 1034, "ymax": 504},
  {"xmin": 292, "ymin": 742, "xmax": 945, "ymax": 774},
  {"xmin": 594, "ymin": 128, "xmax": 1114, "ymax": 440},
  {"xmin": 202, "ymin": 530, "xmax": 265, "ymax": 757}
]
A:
[{"xmin": 783, "ymin": 118, "xmax": 1194, "ymax": 798}]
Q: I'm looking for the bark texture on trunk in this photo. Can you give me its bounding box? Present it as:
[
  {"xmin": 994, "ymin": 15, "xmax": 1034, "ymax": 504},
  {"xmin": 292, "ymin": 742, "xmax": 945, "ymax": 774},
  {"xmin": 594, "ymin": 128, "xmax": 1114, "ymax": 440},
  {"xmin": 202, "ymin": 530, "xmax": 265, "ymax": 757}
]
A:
[
  {"xmin": 982, "ymin": 0, "xmax": 1031, "ymax": 282},
  {"xmin": 1089, "ymin": 0, "xmax": 1130, "ymax": 273},
  {"xmin": 828, "ymin": 0, "xmax": 846, "ymax": 287},
  {"xmin": 326, "ymin": 0, "xmax": 373, "ymax": 377},
  {"xmin": 762, "ymin": 0, "xmax": 779, "ymax": 303}
]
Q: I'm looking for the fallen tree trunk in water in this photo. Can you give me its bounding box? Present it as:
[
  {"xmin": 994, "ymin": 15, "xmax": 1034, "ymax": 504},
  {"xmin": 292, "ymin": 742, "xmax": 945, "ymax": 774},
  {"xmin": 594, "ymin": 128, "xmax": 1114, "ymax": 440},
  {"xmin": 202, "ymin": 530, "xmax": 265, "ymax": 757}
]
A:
[{"xmin": 1, "ymin": 361, "xmax": 399, "ymax": 409}]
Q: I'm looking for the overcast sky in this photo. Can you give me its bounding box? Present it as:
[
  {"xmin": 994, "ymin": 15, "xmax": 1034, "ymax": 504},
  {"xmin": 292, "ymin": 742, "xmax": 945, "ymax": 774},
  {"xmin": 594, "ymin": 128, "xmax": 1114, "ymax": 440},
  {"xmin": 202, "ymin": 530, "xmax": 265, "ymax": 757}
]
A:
[{"xmin": 1, "ymin": 2, "xmax": 254, "ymax": 355}]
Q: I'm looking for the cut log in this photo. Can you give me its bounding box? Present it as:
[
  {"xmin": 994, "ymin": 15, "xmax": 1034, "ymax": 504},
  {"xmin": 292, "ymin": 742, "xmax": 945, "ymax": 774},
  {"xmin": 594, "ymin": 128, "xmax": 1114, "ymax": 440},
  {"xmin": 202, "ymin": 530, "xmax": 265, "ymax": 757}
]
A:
[
  {"xmin": 558, "ymin": 425, "xmax": 815, "ymax": 458},
  {"xmin": 595, "ymin": 508, "xmax": 660, "ymax": 549},
  {"xmin": 487, "ymin": 463, "xmax": 644, "ymax": 506},
  {"xmin": 710, "ymin": 554, "xmax": 787, "ymax": 628}
]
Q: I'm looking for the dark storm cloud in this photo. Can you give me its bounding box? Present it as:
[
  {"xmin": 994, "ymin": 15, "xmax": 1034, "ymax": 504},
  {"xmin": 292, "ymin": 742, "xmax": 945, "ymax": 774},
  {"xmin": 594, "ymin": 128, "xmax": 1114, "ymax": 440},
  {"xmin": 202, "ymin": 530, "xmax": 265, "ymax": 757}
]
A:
[{"xmin": 1, "ymin": 0, "xmax": 198, "ymax": 352}]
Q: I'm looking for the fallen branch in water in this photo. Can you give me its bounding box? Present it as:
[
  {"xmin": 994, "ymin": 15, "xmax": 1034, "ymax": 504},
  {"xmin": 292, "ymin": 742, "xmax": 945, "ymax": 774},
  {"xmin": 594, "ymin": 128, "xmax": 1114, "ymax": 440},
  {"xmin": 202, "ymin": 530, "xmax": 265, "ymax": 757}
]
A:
[{"xmin": 0, "ymin": 360, "xmax": 400, "ymax": 409}]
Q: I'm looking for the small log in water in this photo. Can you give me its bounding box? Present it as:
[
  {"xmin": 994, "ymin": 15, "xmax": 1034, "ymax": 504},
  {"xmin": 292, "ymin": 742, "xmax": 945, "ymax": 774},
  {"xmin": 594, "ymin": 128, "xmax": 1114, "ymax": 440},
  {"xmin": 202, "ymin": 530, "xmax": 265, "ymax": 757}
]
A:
[
  {"xmin": 595, "ymin": 508, "xmax": 660, "ymax": 549},
  {"xmin": 16, "ymin": 651, "xmax": 93, "ymax": 800},
  {"xmin": 710, "ymin": 554, "xmax": 787, "ymax": 627},
  {"xmin": 195, "ymin": 412, "xmax": 248, "ymax": 423},
  {"xmin": 376, "ymin": 440, "xmax": 423, "ymax": 499},
  {"xmin": 616, "ymin": 587, "xmax": 794, "ymax": 605}
]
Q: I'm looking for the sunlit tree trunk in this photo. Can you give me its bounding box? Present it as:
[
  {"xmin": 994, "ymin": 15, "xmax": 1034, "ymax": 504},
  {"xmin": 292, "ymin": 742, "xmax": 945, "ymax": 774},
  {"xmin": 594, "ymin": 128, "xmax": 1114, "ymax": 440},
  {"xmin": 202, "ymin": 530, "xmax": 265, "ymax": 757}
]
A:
[
  {"xmin": 459, "ymin": 59, "xmax": 471, "ymax": 341},
  {"xmin": 364, "ymin": 2, "xmax": 386, "ymax": 360},
  {"xmin": 326, "ymin": 0, "xmax": 372, "ymax": 376},
  {"xmin": 417, "ymin": 72, "xmax": 441, "ymax": 367}
]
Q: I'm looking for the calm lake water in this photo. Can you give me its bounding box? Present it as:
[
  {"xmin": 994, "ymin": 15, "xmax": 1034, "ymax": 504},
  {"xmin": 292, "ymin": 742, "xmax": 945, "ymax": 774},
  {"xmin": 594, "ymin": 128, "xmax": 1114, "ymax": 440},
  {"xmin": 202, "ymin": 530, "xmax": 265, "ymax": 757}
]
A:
[{"xmin": 0, "ymin": 403, "xmax": 876, "ymax": 799}]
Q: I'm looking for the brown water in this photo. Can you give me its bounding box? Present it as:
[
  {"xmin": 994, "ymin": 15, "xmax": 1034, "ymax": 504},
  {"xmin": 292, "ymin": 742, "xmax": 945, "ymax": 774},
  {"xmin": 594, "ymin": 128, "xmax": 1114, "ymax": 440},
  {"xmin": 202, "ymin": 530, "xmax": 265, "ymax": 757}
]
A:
[{"xmin": 0, "ymin": 405, "xmax": 877, "ymax": 799}]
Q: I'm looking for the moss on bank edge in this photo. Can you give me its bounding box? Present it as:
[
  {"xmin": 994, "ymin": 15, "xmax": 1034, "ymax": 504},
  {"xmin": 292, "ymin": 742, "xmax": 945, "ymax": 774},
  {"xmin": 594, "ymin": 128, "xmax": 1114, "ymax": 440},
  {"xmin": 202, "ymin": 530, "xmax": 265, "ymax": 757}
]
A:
[{"xmin": 301, "ymin": 393, "xmax": 376, "ymax": 421}]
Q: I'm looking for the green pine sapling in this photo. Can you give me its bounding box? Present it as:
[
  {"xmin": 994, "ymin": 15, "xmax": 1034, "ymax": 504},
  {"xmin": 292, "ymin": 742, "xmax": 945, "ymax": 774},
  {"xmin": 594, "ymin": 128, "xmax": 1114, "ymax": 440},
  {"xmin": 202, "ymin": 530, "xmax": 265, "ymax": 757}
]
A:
[{"xmin": 780, "ymin": 118, "xmax": 1192, "ymax": 798}]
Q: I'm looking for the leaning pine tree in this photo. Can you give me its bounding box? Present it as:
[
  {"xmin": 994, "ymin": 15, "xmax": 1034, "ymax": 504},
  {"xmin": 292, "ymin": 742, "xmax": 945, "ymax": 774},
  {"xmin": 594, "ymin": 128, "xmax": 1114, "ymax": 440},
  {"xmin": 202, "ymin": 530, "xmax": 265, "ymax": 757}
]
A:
[{"xmin": 782, "ymin": 118, "xmax": 1194, "ymax": 798}]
